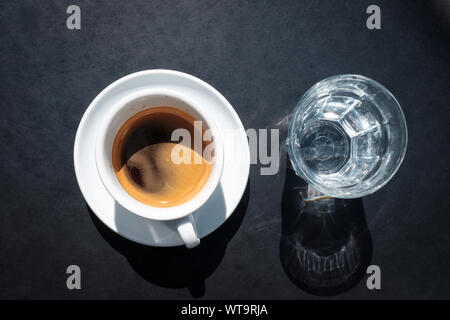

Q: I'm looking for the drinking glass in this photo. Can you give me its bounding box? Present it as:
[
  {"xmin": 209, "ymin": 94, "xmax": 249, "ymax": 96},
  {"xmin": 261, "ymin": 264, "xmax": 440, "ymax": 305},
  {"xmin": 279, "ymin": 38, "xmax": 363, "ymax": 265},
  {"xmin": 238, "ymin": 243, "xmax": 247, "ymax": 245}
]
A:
[{"xmin": 287, "ymin": 74, "xmax": 407, "ymax": 198}]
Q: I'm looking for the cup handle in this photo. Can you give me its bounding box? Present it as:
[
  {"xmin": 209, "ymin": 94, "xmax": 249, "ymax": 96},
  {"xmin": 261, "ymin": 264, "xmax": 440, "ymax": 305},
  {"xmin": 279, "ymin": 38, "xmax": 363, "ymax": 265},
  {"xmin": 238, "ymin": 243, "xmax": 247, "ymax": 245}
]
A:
[{"xmin": 176, "ymin": 215, "xmax": 200, "ymax": 248}]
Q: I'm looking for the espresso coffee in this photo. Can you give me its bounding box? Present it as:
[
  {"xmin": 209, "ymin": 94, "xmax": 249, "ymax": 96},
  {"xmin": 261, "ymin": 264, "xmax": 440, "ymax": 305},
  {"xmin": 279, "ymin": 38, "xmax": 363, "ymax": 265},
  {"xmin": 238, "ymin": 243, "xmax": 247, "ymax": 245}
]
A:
[{"xmin": 112, "ymin": 107, "xmax": 212, "ymax": 207}]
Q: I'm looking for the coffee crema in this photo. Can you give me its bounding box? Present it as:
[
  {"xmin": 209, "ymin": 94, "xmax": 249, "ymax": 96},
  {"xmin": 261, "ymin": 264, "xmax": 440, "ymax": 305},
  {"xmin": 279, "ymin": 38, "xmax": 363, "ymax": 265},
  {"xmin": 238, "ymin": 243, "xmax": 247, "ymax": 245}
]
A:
[{"xmin": 112, "ymin": 107, "xmax": 212, "ymax": 207}]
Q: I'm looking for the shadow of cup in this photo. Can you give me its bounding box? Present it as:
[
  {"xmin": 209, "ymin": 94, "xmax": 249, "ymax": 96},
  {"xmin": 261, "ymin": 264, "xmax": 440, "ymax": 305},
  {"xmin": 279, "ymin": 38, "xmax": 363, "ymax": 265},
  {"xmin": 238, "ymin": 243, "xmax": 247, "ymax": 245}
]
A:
[{"xmin": 88, "ymin": 180, "xmax": 250, "ymax": 298}]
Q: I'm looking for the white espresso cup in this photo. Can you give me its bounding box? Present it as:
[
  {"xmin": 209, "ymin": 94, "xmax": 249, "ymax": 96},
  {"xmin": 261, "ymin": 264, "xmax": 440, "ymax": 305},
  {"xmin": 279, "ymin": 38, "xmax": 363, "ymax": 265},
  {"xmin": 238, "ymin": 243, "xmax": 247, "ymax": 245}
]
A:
[{"xmin": 95, "ymin": 88, "xmax": 224, "ymax": 248}]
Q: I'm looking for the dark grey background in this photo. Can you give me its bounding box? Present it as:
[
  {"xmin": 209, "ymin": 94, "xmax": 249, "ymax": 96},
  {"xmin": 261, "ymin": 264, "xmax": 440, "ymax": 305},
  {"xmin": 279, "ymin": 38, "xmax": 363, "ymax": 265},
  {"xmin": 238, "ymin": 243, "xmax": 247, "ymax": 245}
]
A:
[{"xmin": 1, "ymin": 0, "xmax": 449, "ymax": 299}]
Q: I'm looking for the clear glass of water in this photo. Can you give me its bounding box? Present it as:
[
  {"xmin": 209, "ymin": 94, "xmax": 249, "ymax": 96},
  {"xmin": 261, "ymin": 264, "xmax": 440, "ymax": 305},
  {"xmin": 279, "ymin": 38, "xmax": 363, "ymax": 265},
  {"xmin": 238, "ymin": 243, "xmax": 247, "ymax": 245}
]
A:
[{"xmin": 287, "ymin": 74, "xmax": 408, "ymax": 198}]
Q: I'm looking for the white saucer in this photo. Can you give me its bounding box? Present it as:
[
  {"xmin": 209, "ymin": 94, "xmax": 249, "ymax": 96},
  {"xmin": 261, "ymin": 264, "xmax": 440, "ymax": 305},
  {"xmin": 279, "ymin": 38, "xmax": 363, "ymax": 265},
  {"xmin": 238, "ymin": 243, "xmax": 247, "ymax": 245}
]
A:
[{"xmin": 74, "ymin": 70, "xmax": 250, "ymax": 247}]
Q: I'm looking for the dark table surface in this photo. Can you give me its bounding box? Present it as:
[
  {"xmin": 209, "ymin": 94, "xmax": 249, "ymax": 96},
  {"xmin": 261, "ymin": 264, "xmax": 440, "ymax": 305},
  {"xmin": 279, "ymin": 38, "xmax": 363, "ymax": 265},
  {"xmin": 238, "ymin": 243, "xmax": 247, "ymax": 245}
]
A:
[{"xmin": 1, "ymin": 0, "xmax": 449, "ymax": 299}]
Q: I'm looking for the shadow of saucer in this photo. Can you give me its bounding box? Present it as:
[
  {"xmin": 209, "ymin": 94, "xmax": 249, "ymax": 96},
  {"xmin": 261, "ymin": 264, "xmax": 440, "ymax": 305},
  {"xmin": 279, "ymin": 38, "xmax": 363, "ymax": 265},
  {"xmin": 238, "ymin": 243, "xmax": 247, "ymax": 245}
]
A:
[
  {"xmin": 87, "ymin": 180, "xmax": 249, "ymax": 298},
  {"xmin": 280, "ymin": 157, "xmax": 372, "ymax": 296}
]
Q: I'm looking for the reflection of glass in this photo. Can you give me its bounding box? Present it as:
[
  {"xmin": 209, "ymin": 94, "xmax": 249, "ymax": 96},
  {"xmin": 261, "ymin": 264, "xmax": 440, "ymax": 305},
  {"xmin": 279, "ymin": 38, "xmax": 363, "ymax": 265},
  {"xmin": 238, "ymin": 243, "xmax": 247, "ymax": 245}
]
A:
[{"xmin": 287, "ymin": 75, "xmax": 407, "ymax": 198}]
